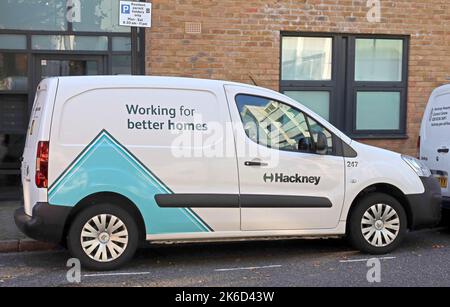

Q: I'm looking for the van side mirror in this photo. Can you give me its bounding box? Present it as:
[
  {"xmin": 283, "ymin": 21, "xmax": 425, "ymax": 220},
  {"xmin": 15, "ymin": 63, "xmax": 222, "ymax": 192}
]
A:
[
  {"xmin": 298, "ymin": 137, "xmax": 313, "ymax": 152},
  {"xmin": 315, "ymin": 132, "xmax": 328, "ymax": 153}
]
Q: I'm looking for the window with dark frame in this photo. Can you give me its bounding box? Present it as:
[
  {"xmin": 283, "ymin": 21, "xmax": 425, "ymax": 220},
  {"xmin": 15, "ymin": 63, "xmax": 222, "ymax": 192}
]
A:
[{"xmin": 280, "ymin": 33, "xmax": 409, "ymax": 139}]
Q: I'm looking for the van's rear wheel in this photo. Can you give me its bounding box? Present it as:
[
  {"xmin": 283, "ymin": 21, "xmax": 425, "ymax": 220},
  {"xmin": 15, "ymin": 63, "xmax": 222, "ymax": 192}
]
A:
[
  {"xmin": 348, "ymin": 193, "xmax": 407, "ymax": 254},
  {"xmin": 67, "ymin": 204, "xmax": 139, "ymax": 271}
]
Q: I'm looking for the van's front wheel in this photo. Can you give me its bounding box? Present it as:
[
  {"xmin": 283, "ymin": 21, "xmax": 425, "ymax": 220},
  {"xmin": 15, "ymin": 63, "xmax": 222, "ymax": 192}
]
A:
[
  {"xmin": 67, "ymin": 204, "xmax": 139, "ymax": 271},
  {"xmin": 348, "ymin": 193, "xmax": 407, "ymax": 254}
]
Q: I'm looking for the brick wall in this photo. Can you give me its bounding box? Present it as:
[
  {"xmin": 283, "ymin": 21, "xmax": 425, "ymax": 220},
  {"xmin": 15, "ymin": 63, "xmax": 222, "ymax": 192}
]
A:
[{"xmin": 145, "ymin": 0, "xmax": 450, "ymax": 156}]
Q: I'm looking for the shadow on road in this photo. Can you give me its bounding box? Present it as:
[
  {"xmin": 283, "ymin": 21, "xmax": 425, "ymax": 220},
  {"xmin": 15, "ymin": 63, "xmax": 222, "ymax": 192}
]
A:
[{"xmin": 129, "ymin": 237, "xmax": 356, "ymax": 270}]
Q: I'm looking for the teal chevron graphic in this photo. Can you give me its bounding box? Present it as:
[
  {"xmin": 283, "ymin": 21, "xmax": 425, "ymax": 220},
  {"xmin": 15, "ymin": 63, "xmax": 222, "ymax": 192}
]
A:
[{"xmin": 48, "ymin": 130, "xmax": 211, "ymax": 234}]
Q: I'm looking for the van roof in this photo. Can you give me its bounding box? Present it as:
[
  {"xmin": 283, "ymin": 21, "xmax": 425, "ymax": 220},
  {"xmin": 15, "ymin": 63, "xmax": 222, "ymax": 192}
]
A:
[
  {"xmin": 51, "ymin": 75, "xmax": 270, "ymax": 93},
  {"xmin": 431, "ymin": 83, "xmax": 450, "ymax": 96}
]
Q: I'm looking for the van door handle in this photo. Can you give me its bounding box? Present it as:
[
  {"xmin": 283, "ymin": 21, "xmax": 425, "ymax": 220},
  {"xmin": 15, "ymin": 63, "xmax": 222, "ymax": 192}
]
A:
[
  {"xmin": 244, "ymin": 161, "xmax": 268, "ymax": 167},
  {"xmin": 438, "ymin": 148, "xmax": 449, "ymax": 153}
]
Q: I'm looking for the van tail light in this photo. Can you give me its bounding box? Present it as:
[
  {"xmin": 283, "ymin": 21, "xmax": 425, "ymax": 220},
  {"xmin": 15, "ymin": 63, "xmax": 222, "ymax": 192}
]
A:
[{"xmin": 36, "ymin": 141, "xmax": 49, "ymax": 188}]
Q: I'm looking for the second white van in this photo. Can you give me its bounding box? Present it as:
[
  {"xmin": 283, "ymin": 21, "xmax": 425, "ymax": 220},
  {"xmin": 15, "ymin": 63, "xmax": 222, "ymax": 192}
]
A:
[
  {"xmin": 16, "ymin": 76, "xmax": 441, "ymax": 270},
  {"xmin": 420, "ymin": 84, "xmax": 450, "ymax": 213}
]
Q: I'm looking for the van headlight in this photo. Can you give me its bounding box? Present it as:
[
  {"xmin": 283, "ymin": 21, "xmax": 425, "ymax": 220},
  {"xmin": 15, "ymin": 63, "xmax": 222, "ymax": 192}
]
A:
[{"xmin": 401, "ymin": 155, "xmax": 431, "ymax": 177}]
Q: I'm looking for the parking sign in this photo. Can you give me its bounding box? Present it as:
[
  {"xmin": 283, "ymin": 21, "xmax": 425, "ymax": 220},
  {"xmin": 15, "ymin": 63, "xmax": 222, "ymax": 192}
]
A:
[
  {"xmin": 121, "ymin": 4, "xmax": 131, "ymax": 14},
  {"xmin": 119, "ymin": 1, "xmax": 152, "ymax": 28}
]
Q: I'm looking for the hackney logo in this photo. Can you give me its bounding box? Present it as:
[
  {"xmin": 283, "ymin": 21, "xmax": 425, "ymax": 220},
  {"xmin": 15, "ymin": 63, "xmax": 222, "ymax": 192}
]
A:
[{"xmin": 263, "ymin": 173, "xmax": 321, "ymax": 185}]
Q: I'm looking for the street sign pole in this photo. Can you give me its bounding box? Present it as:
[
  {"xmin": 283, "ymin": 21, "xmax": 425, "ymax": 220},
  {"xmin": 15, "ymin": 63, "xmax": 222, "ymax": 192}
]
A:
[
  {"xmin": 119, "ymin": 1, "xmax": 152, "ymax": 75},
  {"xmin": 131, "ymin": 27, "xmax": 139, "ymax": 75}
]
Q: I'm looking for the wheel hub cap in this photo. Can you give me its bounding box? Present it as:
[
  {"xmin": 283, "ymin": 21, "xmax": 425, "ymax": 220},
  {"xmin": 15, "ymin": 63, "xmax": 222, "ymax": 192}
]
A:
[
  {"xmin": 98, "ymin": 232, "xmax": 110, "ymax": 244},
  {"xmin": 80, "ymin": 214, "xmax": 129, "ymax": 262},
  {"xmin": 361, "ymin": 203, "xmax": 400, "ymax": 247},
  {"xmin": 374, "ymin": 220, "xmax": 384, "ymax": 230}
]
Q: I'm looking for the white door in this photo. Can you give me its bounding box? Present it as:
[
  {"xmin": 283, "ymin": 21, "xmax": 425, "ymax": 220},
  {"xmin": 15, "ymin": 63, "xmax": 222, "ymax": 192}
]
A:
[
  {"xmin": 420, "ymin": 91, "xmax": 450, "ymax": 197},
  {"xmin": 225, "ymin": 85, "xmax": 345, "ymax": 231}
]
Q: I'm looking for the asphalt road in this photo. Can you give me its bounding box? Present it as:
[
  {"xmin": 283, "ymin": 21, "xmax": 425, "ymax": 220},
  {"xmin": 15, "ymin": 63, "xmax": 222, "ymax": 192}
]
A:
[{"xmin": 1, "ymin": 227, "xmax": 449, "ymax": 287}]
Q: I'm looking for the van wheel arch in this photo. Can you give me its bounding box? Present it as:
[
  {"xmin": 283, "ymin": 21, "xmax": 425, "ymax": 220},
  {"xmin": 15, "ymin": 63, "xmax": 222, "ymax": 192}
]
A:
[
  {"xmin": 346, "ymin": 183, "xmax": 413, "ymax": 233},
  {"xmin": 62, "ymin": 192, "xmax": 146, "ymax": 246}
]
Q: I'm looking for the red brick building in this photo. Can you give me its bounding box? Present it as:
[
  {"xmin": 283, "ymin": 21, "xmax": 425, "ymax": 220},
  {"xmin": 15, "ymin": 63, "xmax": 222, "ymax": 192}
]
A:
[{"xmin": 146, "ymin": 0, "xmax": 450, "ymax": 156}]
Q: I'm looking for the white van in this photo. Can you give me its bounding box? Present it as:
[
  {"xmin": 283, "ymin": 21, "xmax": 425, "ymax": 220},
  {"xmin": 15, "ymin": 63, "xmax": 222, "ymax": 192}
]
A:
[
  {"xmin": 420, "ymin": 84, "xmax": 450, "ymax": 212},
  {"xmin": 15, "ymin": 76, "xmax": 441, "ymax": 270}
]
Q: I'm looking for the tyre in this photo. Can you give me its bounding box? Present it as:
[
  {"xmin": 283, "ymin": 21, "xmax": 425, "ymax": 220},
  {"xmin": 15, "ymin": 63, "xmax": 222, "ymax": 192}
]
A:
[
  {"xmin": 348, "ymin": 193, "xmax": 407, "ymax": 254},
  {"xmin": 67, "ymin": 203, "xmax": 139, "ymax": 271}
]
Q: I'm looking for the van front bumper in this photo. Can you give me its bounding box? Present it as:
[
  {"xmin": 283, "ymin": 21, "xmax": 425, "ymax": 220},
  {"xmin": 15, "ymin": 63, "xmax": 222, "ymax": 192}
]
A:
[
  {"xmin": 406, "ymin": 176, "xmax": 442, "ymax": 230},
  {"xmin": 14, "ymin": 202, "xmax": 71, "ymax": 244}
]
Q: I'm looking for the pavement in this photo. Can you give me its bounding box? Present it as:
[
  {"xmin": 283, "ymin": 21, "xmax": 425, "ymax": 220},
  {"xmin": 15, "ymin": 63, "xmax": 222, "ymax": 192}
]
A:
[
  {"xmin": 0, "ymin": 227, "xmax": 449, "ymax": 287},
  {"xmin": 0, "ymin": 201, "xmax": 58, "ymax": 253}
]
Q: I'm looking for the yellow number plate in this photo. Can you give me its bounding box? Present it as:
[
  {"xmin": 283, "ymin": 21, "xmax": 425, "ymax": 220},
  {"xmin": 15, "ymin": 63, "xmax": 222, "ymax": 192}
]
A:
[{"xmin": 438, "ymin": 177, "xmax": 448, "ymax": 189}]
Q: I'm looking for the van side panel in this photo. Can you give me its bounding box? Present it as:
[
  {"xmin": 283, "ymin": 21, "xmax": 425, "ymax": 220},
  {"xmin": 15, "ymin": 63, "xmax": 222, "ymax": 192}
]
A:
[{"xmin": 48, "ymin": 80, "xmax": 240, "ymax": 235}]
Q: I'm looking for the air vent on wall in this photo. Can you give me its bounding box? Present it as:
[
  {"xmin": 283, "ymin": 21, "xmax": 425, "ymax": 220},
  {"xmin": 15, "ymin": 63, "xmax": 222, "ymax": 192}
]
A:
[{"xmin": 185, "ymin": 22, "xmax": 202, "ymax": 34}]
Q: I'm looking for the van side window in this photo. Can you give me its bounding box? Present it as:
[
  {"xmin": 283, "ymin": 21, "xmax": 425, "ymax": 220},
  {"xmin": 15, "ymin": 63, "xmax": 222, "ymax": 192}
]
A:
[{"xmin": 235, "ymin": 94, "xmax": 333, "ymax": 155}]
